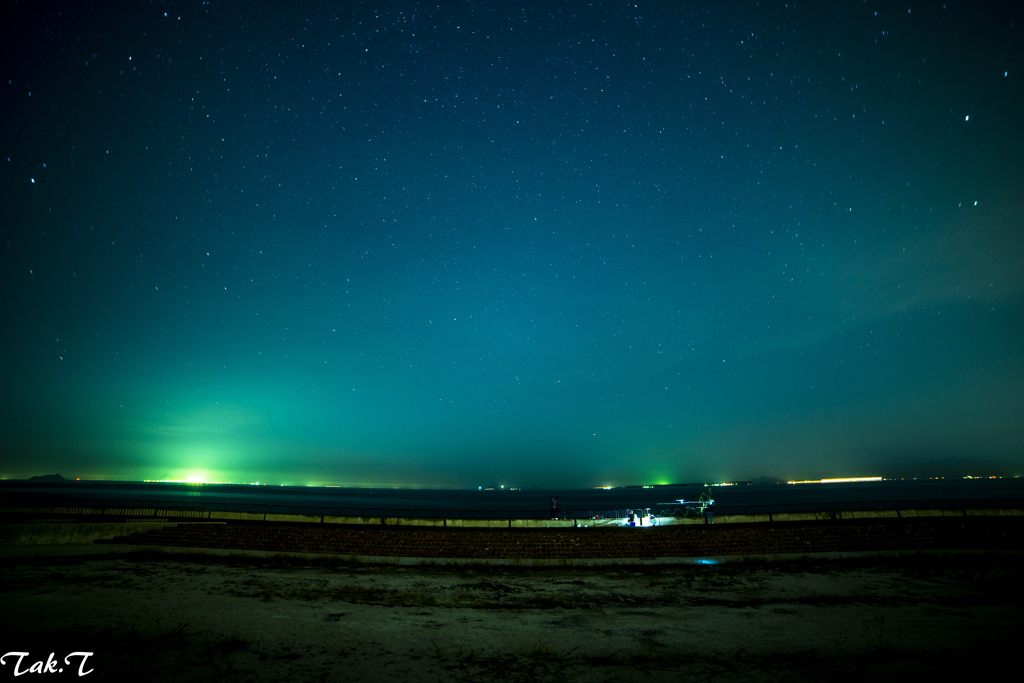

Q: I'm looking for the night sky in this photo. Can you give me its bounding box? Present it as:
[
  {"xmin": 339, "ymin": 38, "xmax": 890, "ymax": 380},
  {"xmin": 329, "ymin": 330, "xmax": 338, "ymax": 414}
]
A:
[{"xmin": 2, "ymin": 1, "xmax": 1022, "ymax": 488}]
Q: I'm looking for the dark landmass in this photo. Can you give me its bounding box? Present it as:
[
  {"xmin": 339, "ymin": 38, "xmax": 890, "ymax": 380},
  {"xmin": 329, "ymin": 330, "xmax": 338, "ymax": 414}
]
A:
[
  {"xmin": 26, "ymin": 474, "xmax": 70, "ymax": 482},
  {"xmin": 749, "ymin": 476, "xmax": 786, "ymax": 485}
]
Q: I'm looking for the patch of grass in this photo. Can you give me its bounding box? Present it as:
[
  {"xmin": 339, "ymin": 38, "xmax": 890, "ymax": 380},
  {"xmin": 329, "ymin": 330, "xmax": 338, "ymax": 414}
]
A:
[
  {"xmin": 433, "ymin": 642, "xmax": 580, "ymax": 683},
  {"xmin": 321, "ymin": 612, "xmax": 348, "ymax": 622},
  {"xmin": 520, "ymin": 641, "xmax": 562, "ymax": 660},
  {"xmin": 211, "ymin": 633, "xmax": 258, "ymax": 654},
  {"xmin": 0, "ymin": 618, "xmax": 264, "ymax": 680},
  {"xmin": 4, "ymin": 545, "xmax": 1021, "ymax": 598},
  {"xmin": 516, "ymin": 594, "xmax": 586, "ymax": 610},
  {"xmin": 277, "ymin": 582, "xmax": 441, "ymax": 607},
  {"xmin": 630, "ymin": 628, "xmax": 664, "ymax": 654},
  {"xmin": 861, "ymin": 614, "xmax": 905, "ymax": 655}
]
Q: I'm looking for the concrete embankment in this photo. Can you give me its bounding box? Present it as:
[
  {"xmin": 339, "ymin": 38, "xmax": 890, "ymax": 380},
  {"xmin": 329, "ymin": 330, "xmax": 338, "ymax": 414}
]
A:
[
  {"xmin": 93, "ymin": 516, "xmax": 1024, "ymax": 562},
  {"xmin": 3, "ymin": 514, "xmax": 1021, "ymax": 566},
  {"xmin": 6, "ymin": 503, "xmax": 1018, "ymax": 531},
  {"xmin": 0, "ymin": 520, "xmax": 183, "ymax": 545},
  {"xmin": 2, "ymin": 506, "xmax": 1021, "ymax": 565}
]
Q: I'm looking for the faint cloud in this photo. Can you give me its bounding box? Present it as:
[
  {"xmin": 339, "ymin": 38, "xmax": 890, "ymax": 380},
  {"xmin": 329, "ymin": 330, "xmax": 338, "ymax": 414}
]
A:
[
  {"xmin": 835, "ymin": 197, "xmax": 1024, "ymax": 317},
  {"xmin": 136, "ymin": 403, "xmax": 266, "ymax": 438},
  {"xmin": 744, "ymin": 193, "xmax": 1024, "ymax": 357}
]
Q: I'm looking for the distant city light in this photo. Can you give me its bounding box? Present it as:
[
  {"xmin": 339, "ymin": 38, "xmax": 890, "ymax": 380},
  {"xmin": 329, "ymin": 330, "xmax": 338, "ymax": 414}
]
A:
[
  {"xmin": 787, "ymin": 477, "xmax": 882, "ymax": 484},
  {"xmin": 142, "ymin": 478, "xmax": 235, "ymax": 484}
]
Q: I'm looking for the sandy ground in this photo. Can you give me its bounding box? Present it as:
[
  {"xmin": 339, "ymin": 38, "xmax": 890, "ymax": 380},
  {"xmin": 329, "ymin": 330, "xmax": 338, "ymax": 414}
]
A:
[{"xmin": 0, "ymin": 548, "xmax": 1020, "ymax": 682}]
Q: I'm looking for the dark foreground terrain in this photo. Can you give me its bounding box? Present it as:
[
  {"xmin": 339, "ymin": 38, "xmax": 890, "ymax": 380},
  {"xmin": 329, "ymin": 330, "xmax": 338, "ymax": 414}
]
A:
[{"xmin": 0, "ymin": 549, "xmax": 1020, "ymax": 682}]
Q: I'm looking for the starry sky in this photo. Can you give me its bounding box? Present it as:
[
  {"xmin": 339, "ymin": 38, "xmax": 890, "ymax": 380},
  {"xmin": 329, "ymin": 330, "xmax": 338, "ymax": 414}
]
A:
[{"xmin": 2, "ymin": 1, "xmax": 1022, "ymax": 488}]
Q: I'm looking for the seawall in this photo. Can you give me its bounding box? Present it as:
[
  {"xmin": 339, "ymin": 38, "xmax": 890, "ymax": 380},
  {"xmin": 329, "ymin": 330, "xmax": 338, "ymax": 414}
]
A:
[{"xmin": 2, "ymin": 505, "xmax": 1022, "ymax": 564}]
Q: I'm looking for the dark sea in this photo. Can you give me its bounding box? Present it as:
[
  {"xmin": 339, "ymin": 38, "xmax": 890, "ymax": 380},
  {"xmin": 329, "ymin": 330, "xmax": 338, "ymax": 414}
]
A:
[{"xmin": 2, "ymin": 478, "xmax": 1022, "ymax": 515}]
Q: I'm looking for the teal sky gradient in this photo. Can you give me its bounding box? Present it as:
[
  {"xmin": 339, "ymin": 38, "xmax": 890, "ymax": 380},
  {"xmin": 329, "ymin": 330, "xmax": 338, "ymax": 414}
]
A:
[{"xmin": 2, "ymin": 1, "xmax": 1023, "ymax": 486}]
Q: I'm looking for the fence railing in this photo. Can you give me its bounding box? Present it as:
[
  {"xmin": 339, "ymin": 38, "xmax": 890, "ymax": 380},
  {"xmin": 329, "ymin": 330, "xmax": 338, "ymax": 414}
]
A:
[{"xmin": 0, "ymin": 497, "xmax": 1022, "ymax": 520}]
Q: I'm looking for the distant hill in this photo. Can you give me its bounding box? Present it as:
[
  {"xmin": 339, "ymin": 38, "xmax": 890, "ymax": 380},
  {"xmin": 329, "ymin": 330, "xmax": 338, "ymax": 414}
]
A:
[
  {"xmin": 749, "ymin": 476, "xmax": 786, "ymax": 485},
  {"xmin": 27, "ymin": 474, "xmax": 70, "ymax": 482}
]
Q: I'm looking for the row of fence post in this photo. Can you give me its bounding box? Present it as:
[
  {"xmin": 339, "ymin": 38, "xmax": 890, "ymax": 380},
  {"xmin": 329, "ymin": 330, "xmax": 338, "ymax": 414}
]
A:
[{"xmin": 1, "ymin": 498, "xmax": 1021, "ymax": 519}]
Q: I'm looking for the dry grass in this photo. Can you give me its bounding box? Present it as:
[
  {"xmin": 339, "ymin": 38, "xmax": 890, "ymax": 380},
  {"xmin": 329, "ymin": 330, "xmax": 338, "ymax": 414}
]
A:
[{"xmin": 1, "ymin": 549, "xmax": 1020, "ymax": 682}]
